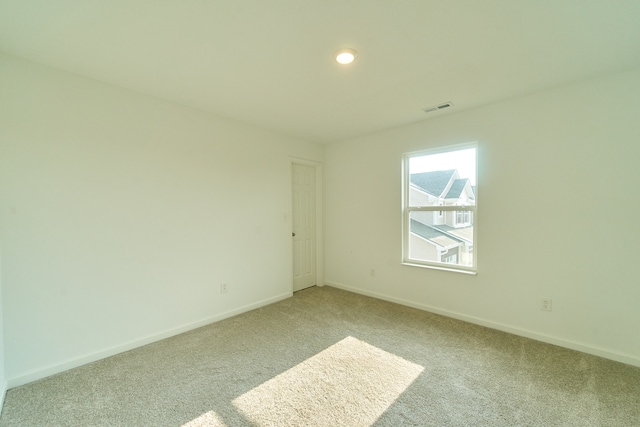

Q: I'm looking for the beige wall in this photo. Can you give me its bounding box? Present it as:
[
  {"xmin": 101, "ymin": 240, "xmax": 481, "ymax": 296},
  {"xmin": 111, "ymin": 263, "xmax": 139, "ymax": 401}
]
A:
[
  {"xmin": 324, "ymin": 68, "xmax": 640, "ymax": 366},
  {"xmin": 0, "ymin": 54, "xmax": 323, "ymax": 386},
  {"xmin": 0, "ymin": 245, "xmax": 5, "ymax": 407}
]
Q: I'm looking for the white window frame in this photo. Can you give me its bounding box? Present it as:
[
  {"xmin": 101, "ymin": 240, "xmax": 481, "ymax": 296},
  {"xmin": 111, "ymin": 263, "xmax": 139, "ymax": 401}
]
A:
[{"xmin": 402, "ymin": 143, "xmax": 478, "ymax": 274}]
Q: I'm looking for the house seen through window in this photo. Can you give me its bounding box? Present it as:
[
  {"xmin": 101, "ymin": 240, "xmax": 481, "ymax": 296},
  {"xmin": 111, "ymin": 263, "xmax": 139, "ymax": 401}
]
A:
[{"xmin": 403, "ymin": 144, "xmax": 477, "ymax": 273}]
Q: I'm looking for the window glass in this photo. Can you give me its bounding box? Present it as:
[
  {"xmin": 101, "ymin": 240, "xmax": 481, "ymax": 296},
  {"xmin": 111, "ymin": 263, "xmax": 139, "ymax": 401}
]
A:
[{"xmin": 403, "ymin": 145, "xmax": 477, "ymax": 273}]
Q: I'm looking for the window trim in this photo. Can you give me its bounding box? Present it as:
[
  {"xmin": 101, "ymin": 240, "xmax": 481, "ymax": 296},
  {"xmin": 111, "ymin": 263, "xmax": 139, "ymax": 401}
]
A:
[{"xmin": 401, "ymin": 143, "xmax": 478, "ymax": 274}]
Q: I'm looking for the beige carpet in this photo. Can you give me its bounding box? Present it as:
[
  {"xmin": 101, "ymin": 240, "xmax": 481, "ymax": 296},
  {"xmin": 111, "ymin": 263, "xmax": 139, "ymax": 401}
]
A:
[{"xmin": 1, "ymin": 286, "xmax": 639, "ymax": 426}]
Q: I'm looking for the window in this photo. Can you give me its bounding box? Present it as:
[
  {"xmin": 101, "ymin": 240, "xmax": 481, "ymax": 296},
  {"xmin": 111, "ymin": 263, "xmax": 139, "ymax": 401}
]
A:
[
  {"xmin": 443, "ymin": 254, "xmax": 458, "ymax": 264},
  {"xmin": 402, "ymin": 144, "xmax": 477, "ymax": 273}
]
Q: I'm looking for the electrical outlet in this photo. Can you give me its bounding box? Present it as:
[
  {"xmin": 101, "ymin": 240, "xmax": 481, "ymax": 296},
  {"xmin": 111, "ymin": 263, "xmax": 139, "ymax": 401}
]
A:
[
  {"xmin": 541, "ymin": 298, "xmax": 552, "ymax": 312},
  {"xmin": 220, "ymin": 283, "xmax": 228, "ymax": 294}
]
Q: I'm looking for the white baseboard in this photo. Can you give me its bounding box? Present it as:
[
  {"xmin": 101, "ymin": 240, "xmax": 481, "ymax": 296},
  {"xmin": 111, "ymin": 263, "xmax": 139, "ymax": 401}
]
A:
[
  {"xmin": 6, "ymin": 292, "xmax": 293, "ymax": 389},
  {"xmin": 325, "ymin": 281, "xmax": 640, "ymax": 368},
  {"xmin": 0, "ymin": 380, "xmax": 6, "ymax": 414}
]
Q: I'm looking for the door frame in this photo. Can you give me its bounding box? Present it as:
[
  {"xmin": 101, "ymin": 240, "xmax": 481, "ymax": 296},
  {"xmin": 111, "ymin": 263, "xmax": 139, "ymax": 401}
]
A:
[{"xmin": 290, "ymin": 157, "xmax": 323, "ymax": 291}]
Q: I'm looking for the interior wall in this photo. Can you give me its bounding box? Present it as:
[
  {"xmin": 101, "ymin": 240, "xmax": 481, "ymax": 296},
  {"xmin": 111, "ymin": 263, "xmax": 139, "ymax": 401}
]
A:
[
  {"xmin": 324, "ymin": 68, "xmax": 640, "ymax": 366},
  {"xmin": 0, "ymin": 245, "xmax": 6, "ymax": 409},
  {"xmin": 0, "ymin": 54, "xmax": 323, "ymax": 386}
]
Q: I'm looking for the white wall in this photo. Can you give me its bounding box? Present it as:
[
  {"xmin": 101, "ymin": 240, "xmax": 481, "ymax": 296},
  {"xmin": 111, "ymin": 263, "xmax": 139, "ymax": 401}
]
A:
[
  {"xmin": 0, "ymin": 54, "xmax": 323, "ymax": 386},
  {"xmin": 324, "ymin": 68, "xmax": 640, "ymax": 367},
  {"xmin": 0, "ymin": 245, "xmax": 6, "ymax": 410}
]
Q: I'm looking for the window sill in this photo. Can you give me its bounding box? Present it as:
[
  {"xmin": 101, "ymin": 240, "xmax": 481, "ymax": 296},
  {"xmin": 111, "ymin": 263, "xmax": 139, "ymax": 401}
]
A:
[{"xmin": 402, "ymin": 261, "xmax": 477, "ymax": 275}]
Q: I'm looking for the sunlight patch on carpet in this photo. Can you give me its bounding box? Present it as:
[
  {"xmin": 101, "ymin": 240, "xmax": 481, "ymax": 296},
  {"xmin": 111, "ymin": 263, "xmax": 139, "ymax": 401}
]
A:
[
  {"xmin": 181, "ymin": 410, "xmax": 228, "ymax": 427},
  {"xmin": 233, "ymin": 336, "xmax": 424, "ymax": 427}
]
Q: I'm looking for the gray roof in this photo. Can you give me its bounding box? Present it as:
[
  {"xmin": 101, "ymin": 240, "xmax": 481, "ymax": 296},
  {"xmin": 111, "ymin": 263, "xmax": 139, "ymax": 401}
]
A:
[
  {"xmin": 433, "ymin": 224, "xmax": 473, "ymax": 243},
  {"xmin": 410, "ymin": 219, "xmax": 446, "ymax": 240},
  {"xmin": 445, "ymin": 178, "xmax": 470, "ymax": 199},
  {"xmin": 410, "ymin": 170, "xmax": 456, "ymax": 197},
  {"xmin": 410, "ymin": 220, "xmax": 463, "ymax": 248}
]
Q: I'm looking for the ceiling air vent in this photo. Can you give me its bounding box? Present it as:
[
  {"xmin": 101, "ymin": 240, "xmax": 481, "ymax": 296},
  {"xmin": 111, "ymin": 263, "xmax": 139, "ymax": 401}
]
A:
[{"xmin": 422, "ymin": 102, "xmax": 454, "ymax": 114}]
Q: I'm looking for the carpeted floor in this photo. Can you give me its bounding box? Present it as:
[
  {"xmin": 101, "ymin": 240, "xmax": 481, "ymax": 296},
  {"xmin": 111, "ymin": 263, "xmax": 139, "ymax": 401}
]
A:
[{"xmin": 1, "ymin": 286, "xmax": 639, "ymax": 426}]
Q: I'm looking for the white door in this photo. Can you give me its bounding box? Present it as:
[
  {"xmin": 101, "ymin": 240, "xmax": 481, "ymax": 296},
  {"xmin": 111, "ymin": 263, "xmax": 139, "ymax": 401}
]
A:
[{"xmin": 292, "ymin": 164, "xmax": 316, "ymax": 291}]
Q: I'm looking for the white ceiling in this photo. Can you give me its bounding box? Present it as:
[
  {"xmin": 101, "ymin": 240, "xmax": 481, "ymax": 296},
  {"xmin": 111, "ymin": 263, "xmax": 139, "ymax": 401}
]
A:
[{"xmin": 1, "ymin": 1, "xmax": 639, "ymax": 144}]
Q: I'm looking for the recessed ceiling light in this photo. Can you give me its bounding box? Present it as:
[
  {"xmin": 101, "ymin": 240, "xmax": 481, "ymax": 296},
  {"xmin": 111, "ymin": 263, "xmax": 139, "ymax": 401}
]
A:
[{"xmin": 335, "ymin": 48, "xmax": 358, "ymax": 65}]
